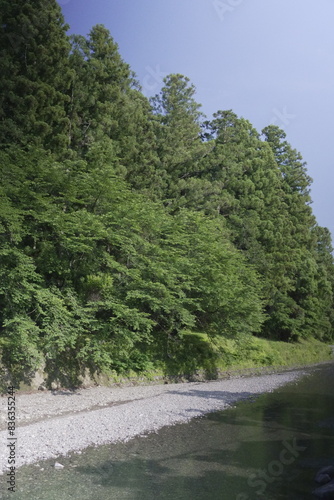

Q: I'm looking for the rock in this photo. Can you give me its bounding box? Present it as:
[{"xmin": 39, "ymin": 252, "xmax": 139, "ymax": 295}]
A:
[
  {"xmin": 313, "ymin": 480, "xmax": 334, "ymax": 499},
  {"xmin": 316, "ymin": 474, "xmax": 332, "ymax": 485},
  {"xmin": 38, "ymin": 385, "xmax": 46, "ymax": 391},
  {"xmin": 54, "ymin": 462, "xmax": 64, "ymax": 470},
  {"xmin": 316, "ymin": 467, "xmax": 334, "ymax": 483}
]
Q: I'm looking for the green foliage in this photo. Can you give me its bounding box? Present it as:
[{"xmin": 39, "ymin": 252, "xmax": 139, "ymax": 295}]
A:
[
  {"xmin": 150, "ymin": 74, "xmax": 211, "ymax": 205},
  {"xmin": 160, "ymin": 331, "xmax": 220, "ymax": 377},
  {"xmin": 67, "ymin": 25, "xmax": 131, "ymax": 155},
  {"xmin": 0, "ymin": 0, "xmax": 71, "ymax": 152},
  {"xmin": 0, "ymin": 2, "xmax": 333, "ymax": 386},
  {"xmin": 261, "ymin": 125, "xmax": 331, "ymax": 341},
  {"xmin": 215, "ymin": 336, "xmax": 332, "ymax": 370},
  {"xmin": 0, "ymin": 246, "xmax": 42, "ymax": 375},
  {"xmin": 0, "ymin": 144, "xmax": 264, "ymax": 380}
]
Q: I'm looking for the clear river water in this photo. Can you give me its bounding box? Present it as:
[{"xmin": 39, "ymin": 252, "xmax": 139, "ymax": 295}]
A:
[{"xmin": 1, "ymin": 363, "xmax": 334, "ymax": 500}]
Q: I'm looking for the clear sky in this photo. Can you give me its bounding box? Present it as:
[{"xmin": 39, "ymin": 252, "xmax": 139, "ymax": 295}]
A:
[{"xmin": 58, "ymin": 0, "xmax": 334, "ymax": 239}]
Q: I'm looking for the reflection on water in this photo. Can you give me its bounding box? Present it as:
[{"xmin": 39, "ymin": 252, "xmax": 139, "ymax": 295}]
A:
[{"xmin": 1, "ymin": 364, "xmax": 334, "ymax": 500}]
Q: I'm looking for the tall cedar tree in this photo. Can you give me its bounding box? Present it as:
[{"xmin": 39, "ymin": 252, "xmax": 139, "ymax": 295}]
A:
[
  {"xmin": 0, "ymin": 0, "xmax": 71, "ymax": 152},
  {"xmin": 312, "ymin": 225, "xmax": 334, "ymax": 339},
  {"xmin": 262, "ymin": 126, "xmax": 333, "ymax": 340},
  {"xmin": 67, "ymin": 26, "xmax": 160, "ymax": 190},
  {"xmin": 150, "ymin": 74, "xmax": 212, "ymax": 207},
  {"xmin": 201, "ymin": 112, "xmax": 296, "ymax": 337},
  {"xmin": 67, "ymin": 26, "xmax": 131, "ymax": 153}
]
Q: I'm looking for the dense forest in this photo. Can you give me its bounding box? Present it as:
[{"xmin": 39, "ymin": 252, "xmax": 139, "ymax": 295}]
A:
[{"xmin": 1, "ymin": 0, "xmax": 333, "ymax": 385}]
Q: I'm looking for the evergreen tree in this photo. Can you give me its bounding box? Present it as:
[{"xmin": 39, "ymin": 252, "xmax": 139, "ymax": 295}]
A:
[
  {"xmin": 262, "ymin": 125, "xmax": 331, "ymax": 340},
  {"xmin": 67, "ymin": 26, "xmax": 131, "ymax": 154},
  {"xmin": 67, "ymin": 25, "xmax": 161, "ymax": 190},
  {"xmin": 198, "ymin": 111, "xmax": 316, "ymax": 340},
  {"xmin": 312, "ymin": 225, "xmax": 334, "ymax": 340},
  {"xmin": 0, "ymin": 0, "xmax": 71, "ymax": 152},
  {"xmin": 118, "ymin": 89, "xmax": 161, "ymax": 194},
  {"xmin": 150, "ymin": 74, "xmax": 211, "ymax": 206},
  {"xmin": 203, "ymin": 112, "xmax": 285, "ymax": 271}
]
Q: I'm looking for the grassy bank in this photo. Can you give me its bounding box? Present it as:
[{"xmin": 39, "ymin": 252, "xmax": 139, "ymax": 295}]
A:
[
  {"xmin": 159, "ymin": 332, "xmax": 333, "ymax": 373},
  {"xmin": 100, "ymin": 333, "xmax": 334, "ymax": 387},
  {"xmin": 2, "ymin": 334, "xmax": 333, "ymax": 392}
]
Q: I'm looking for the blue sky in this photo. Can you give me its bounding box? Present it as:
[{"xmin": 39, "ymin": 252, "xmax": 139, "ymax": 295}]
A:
[{"xmin": 58, "ymin": 0, "xmax": 334, "ymax": 238}]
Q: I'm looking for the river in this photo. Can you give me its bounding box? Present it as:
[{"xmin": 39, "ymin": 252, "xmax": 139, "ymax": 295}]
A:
[{"xmin": 2, "ymin": 363, "xmax": 334, "ymax": 499}]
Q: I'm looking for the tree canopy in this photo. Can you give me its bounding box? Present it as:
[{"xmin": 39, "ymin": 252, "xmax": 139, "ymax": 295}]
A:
[{"xmin": 1, "ymin": 2, "xmax": 333, "ymax": 385}]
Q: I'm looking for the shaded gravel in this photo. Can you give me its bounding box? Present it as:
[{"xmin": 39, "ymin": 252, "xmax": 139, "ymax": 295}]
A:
[{"xmin": 0, "ymin": 369, "xmax": 306, "ymax": 470}]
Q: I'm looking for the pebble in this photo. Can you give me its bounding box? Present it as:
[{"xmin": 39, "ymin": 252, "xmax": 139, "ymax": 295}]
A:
[
  {"xmin": 0, "ymin": 370, "xmax": 306, "ymax": 469},
  {"xmin": 313, "ymin": 480, "xmax": 334, "ymax": 499}
]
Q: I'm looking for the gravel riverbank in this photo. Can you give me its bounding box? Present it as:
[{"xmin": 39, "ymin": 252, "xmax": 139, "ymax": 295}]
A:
[{"xmin": 0, "ymin": 368, "xmax": 308, "ymax": 470}]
